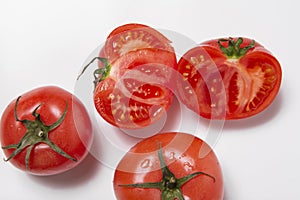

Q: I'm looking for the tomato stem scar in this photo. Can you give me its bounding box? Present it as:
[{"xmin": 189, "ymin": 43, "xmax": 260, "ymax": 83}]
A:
[{"xmin": 1, "ymin": 96, "xmax": 77, "ymax": 171}]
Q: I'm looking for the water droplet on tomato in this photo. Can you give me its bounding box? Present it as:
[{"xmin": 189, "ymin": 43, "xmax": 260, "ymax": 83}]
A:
[
  {"xmin": 169, "ymin": 152, "xmax": 175, "ymax": 160},
  {"xmin": 140, "ymin": 159, "xmax": 151, "ymax": 168},
  {"xmin": 184, "ymin": 162, "xmax": 193, "ymax": 170}
]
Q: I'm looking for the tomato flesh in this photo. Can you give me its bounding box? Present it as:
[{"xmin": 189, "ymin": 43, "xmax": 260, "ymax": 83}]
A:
[
  {"xmin": 177, "ymin": 37, "xmax": 282, "ymax": 119},
  {"xmin": 94, "ymin": 48, "xmax": 177, "ymax": 129},
  {"xmin": 91, "ymin": 24, "xmax": 177, "ymax": 129},
  {"xmin": 103, "ymin": 23, "xmax": 174, "ymax": 63}
]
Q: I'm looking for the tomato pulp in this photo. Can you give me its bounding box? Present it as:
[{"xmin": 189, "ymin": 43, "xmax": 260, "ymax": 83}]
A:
[
  {"xmin": 93, "ymin": 48, "xmax": 177, "ymax": 129},
  {"xmin": 177, "ymin": 37, "xmax": 282, "ymax": 119},
  {"xmin": 102, "ymin": 23, "xmax": 175, "ymax": 63},
  {"xmin": 78, "ymin": 23, "xmax": 177, "ymax": 129}
]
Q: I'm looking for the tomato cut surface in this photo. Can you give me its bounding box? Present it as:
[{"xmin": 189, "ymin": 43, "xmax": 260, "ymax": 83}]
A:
[
  {"xmin": 113, "ymin": 132, "xmax": 224, "ymax": 200},
  {"xmin": 94, "ymin": 48, "xmax": 177, "ymax": 129},
  {"xmin": 102, "ymin": 23, "xmax": 174, "ymax": 63},
  {"xmin": 177, "ymin": 37, "xmax": 282, "ymax": 119},
  {"xmin": 77, "ymin": 23, "xmax": 178, "ymax": 129}
]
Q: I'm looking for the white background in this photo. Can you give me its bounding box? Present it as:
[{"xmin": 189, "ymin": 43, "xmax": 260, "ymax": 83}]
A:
[{"xmin": 1, "ymin": 0, "xmax": 299, "ymax": 199}]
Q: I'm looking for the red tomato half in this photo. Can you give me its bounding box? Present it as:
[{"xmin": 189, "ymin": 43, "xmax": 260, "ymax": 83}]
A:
[
  {"xmin": 102, "ymin": 23, "xmax": 174, "ymax": 63},
  {"xmin": 85, "ymin": 23, "xmax": 178, "ymax": 129},
  {"xmin": 0, "ymin": 86, "xmax": 93, "ymax": 175},
  {"xmin": 177, "ymin": 37, "xmax": 282, "ymax": 119},
  {"xmin": 114, "ymin": 132, "xmax": 224, "ymax": 200},
  {"xmin": 94, "ymin": 48, "xmax": 177, "ymax": 129}
]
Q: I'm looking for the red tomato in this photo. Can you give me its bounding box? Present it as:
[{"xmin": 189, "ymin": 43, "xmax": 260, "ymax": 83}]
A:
[
  {"xmin": 113, "ymin": 132, "xmax": 224, "ymax": 200},
  {"xmin": 94, "ymin": 48, "xmax": 177, "ymax": 129},
  {"xmin": 79, "ymin": 23, "xmax": 177, "ymax": 129},
  {"xmin": 101, "ymin": 23, "xmax": 175, "ymax": 63},
  {"xmin": 77, "ymin": 23, "xmax": 177, "ymax": 129},
  {"xmin": 0, "ymin": 86, "xmax": 93, "ymax": 175},
  {"xmin": 177, "ymin": 37, "xmax": 282, "ymax": 119}
]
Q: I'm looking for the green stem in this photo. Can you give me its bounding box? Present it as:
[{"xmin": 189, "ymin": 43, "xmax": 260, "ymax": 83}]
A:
[
  {"xmin": 77, "ymin": 57, "xmax": 111, "ymax": 89},
  {"xmin": 218, "ymin": 37, "xmax": 255, "ymax": 59},
  {"xmin": 2, "ymin": 96, "xmax": 77, "ymax": 171},
  {"xmin": 25, "ymin": 145, "xmax": 34, "ymax": 171},
  {"xmin": 119, "ymin": 142, "xmax": 215, "ymax": 200}
]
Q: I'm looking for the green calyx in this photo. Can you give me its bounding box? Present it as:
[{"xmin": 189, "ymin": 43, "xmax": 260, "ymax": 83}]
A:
[
  {"xmin": 2, "ymin": 96, "xmax": 77, "ymax": 171},
  {"xmin": 218, "ymin": 37, "xmax": 255, "ymax": 59},
  {"xmin": 119, "ymin": 143, "xmax": 215, "ymax": 200},
  {"xmin": 77, "ymin": 57, "xmax": 111, "ymax": 89}
]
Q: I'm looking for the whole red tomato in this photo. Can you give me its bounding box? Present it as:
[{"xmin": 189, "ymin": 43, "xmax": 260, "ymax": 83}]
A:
[
  {"xmin": 113, "ymin": 132, "xmax": 224, "ymax": 200},
  {"xmin": 0, "ymin": 86, "xmax": 93, "ymax": 175},
  {"xmin": 78, "ymin": 23, "xmax": 177, "ymax": 129},
  {"xmin": 177, "ymin": 37, "xmax": 282, "ymax": 119}
]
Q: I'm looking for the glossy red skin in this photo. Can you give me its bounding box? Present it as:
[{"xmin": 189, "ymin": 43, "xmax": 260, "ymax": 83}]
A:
[
  {"xmin": 177, "ymin": 37, "xmax": 282, "ymax": 119},
  {"xmin": 114, "ymin": 132, "xmax": 224, "ymax": 200},
  {"xmin": 94, "ymin": 48, "xmax": 177, "ymax": 129},
  {"xmin": 0, "ymin": 86, "xmax": 93, "ymax": 175}
]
